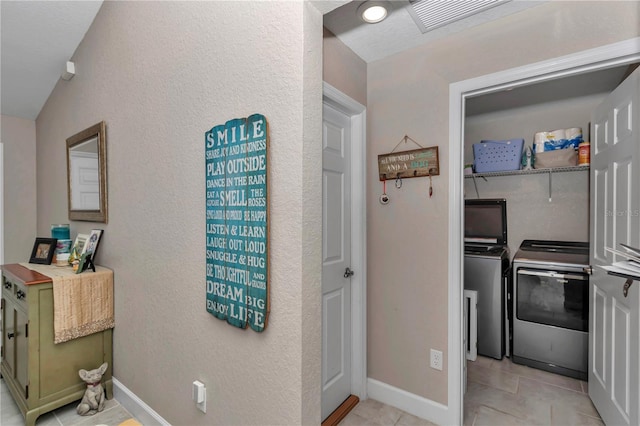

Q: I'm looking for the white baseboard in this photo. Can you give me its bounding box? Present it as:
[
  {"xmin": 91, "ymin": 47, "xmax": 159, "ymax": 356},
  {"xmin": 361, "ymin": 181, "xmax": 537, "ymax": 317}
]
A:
[
  {"xmin": 367, "ymin": 378, "xmax": 451, "ymax": 426},
  {"xmin": 113, "ymin": 377, "xmax": 171, "ymax": 426},
  {"xmin": 112, "ymin": 375, "xmax": 449, "ymax": 426}
]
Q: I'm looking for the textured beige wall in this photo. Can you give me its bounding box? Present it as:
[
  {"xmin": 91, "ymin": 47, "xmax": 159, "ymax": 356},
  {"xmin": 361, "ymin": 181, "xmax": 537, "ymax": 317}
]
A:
[
  {"xmin": 36, "ymin": 2, "xmax": 322, "ymax": 424},
  {"xmin": 367, "ymin": 1, "xmax": 639, "ymax": 405},
  {"xmin": 302, "ymin": 3, "xmax": 323, "ymax": 422},
  {"xmin": 323, "ymin": 27, "xmax": 367, "ymax": 106},
  {"xmin": 465, "ymin": 93, "xmax": 606, "ymax": 256},
  {"xmin": 1, "ymin": 115, "xmax": 37, "ymax": 263}
]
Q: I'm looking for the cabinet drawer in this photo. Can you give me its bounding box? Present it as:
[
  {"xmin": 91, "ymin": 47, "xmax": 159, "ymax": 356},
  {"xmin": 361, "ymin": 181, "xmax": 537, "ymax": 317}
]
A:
[{"xmin": 3, "ymin": 276, "xmax": 28, "ymax": 310}]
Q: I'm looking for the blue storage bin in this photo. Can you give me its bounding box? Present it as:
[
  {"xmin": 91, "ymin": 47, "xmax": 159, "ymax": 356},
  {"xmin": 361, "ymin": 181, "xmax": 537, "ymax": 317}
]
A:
[{"xmin": 473, "ymin": 139, "xmax": 524, "ymax": 173}]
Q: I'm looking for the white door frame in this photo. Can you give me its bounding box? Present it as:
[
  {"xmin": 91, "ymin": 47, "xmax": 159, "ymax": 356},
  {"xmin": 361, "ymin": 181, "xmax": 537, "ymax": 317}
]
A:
[
  {"xmin": 0, "ymin": 143, "xmax": 3, "ymax": 265},
  {"xmin": 323, "ymin": 82, "xmax": 368, "ymax": 400},
  {"xmin": 447, "ymin": 37, "xmax": 640, "ymax": 425}
]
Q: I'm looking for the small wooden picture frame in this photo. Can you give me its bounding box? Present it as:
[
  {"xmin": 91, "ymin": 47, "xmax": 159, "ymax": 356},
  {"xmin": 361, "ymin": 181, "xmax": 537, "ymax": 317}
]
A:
[{"xmin": 29, "ymin": 238, "xmax": 58, "ymax": 265}]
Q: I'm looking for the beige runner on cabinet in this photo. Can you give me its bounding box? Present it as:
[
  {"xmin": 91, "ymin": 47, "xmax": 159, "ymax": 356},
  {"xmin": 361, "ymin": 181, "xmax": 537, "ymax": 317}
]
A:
[{"xmin": 20, "ymin": 263, "xmax": 114, "ymax": 344}]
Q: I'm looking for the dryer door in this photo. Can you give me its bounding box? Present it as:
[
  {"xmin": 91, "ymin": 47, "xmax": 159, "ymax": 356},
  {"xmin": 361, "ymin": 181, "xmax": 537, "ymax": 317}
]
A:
[{"xmin": 516, "ymin": 268, "xmax": 588, "ymax": 332}]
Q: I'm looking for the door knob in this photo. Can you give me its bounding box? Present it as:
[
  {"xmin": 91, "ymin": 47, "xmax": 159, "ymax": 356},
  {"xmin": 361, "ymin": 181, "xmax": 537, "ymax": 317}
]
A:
[
  {"xmin": 344, "ymin": 267, "xmax": 355, "ymax": 278},
  {"xmin": 583, "ymin": 266, "xmax": 593, "ymax": 275}
]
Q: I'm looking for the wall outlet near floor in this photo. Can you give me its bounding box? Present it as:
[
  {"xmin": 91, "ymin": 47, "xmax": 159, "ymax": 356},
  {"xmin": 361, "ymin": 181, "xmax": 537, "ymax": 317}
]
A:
[{"xmin": 430, "ymin": 349, "xmax": 443, "ymax": 370}]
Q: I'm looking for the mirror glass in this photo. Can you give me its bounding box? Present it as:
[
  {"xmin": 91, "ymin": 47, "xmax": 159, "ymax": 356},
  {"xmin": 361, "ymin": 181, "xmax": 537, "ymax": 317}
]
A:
[{"xmin": 66, "ymin": 121, "xmax": 108, "ymax": 223}]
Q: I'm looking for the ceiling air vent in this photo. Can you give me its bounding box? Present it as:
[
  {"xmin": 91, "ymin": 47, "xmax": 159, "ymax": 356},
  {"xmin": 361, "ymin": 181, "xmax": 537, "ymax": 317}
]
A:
[{"xmin": 407, "ymin": 0, "xmax": 511, "ymax": 33}]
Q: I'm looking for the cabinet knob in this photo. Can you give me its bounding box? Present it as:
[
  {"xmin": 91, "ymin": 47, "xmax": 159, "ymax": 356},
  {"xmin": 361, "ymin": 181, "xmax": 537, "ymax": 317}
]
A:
[
  {"xmin": 7, "ymin": 332, "xmax": 14, "ymax": 339},
  {"xmin": 3, "ymin": 281, "xmax": 11, "ymax": 290},
  {"xmin": 16, "ymin": 290, "xmax": 26, "ymax": 300}
]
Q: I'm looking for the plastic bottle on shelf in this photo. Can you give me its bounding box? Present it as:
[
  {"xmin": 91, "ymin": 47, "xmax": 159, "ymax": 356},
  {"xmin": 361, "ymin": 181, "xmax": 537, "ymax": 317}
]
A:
[{"xmin": 578, "ymin": 141, "xmax": 590, "ymax": 165}]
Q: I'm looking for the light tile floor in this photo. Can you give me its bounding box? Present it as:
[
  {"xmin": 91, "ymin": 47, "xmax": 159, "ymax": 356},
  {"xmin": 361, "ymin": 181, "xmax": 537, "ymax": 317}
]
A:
[
  {"xmin": 339, "ymin": 398, "xmax": 438, "ymax": 426},
  {"xmin": 1, "ymin": 378, "xmax": 136, "ymax": 426},
  {"xmin": 4, "ymin": 356, "xmax": 601, "ymax": 426},
  {"xmin": 464, "ymin": 356, "xmax": 602, "ymax": 426},
  {"xmin": 340, "ymin": 356, "xmax": 602, "ymax": 426}
]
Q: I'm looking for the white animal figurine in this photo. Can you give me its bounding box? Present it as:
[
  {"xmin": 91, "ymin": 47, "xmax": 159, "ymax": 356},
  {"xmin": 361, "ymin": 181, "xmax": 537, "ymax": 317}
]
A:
[{"xmin": 76, "ymin": 362, "xmax": 108, "ymax": 416}]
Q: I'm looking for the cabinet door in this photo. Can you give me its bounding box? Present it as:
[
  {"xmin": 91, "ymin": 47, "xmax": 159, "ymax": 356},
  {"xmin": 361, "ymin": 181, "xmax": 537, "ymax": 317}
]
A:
[
  {"xmin": 15, "ymin": 306, "xmax": 29, "ymax": 398},
  {"xmin": 2, "ymin": 297, "xmax": 16, "ymax": 377}
]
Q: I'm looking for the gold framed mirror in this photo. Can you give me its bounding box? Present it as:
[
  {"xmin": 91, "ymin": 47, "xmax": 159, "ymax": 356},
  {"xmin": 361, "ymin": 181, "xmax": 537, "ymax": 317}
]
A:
[{"xmin": 66, "ymin": 121, "xmax": 108, "ymax": 223}]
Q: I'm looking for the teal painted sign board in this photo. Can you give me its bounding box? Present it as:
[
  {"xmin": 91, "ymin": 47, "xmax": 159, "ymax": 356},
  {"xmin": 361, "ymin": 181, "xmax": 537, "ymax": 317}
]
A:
[{"xmin": 205, "ymin": 114, "xmax": 269, "ymax": 332}]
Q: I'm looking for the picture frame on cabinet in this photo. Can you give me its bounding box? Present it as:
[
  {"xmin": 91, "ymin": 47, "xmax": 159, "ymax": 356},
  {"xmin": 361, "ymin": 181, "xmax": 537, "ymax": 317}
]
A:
[
  {"xmin": 81, "ymin": 229, "xmax": 103, "ymax": 260},
  {"xmin": 30, "ymin": 238, "xmax": 58, "ymax": 265},
  {"xmin": 75, "ymin": 252, "xmax": 93, "ymax": 274},
  {"xmin": 72, "ymin": 233, "xmax": 90, "ymax": 256}
]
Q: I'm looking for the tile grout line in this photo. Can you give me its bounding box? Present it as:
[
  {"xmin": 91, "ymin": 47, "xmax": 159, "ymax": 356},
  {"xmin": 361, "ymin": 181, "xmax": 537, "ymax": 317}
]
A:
[
  {"xmin": 53, "ymin": 411, "xmax": 65, "ymax": 426},
  {"xmin": 470, "ymin": 412, "xmax": 478, "ymax": 426},
  {"xmin": 518, "ymin": 374, "xmax": 590, "ymax": 396}
]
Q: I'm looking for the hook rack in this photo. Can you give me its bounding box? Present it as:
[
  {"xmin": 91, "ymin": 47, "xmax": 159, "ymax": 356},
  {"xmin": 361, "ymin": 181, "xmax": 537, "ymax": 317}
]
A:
[
  {"xmin": 377, "ymin": 136, "xmax": 440, "ymax": 199},
  {"xmin": 378, "ymin": 142, "xmax": 440, "ymax": 181}
]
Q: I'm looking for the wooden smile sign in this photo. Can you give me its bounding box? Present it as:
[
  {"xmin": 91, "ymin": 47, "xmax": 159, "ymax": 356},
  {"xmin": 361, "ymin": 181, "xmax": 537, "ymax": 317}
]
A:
[{"xmin": 205, "ymin": 114, "xmax": 269, "ymax": 332}]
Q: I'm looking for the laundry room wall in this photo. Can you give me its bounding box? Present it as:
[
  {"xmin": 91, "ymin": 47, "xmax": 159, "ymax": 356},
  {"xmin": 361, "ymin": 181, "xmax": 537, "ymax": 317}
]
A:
[
  {"xmin": 366, "ymin": 1, "xmax": 639, "ymax": 406},
  {"xmin": 464, "ymin": 92, "xmax": 608, "ymax": 256}
]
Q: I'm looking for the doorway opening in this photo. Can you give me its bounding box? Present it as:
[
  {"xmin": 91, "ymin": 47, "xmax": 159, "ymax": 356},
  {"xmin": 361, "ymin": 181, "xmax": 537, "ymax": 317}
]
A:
[{"xmin": 449, "ymin": 38, "xmax": 640, "ymax": 425}]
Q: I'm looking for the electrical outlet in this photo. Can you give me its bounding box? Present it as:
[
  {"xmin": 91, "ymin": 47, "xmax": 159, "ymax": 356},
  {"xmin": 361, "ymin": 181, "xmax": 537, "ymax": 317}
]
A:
[
  {"xmin": 193, "ymin": 380, "xmax": 206, "ymax": 413},
  {"xmin": 430, "ymin": 349, "xmax": 443, "ymax": 371}
]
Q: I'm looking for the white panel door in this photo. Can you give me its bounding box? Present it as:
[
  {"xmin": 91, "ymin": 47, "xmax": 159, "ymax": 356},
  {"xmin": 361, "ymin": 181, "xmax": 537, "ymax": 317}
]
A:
[
  {"xmin": 70, "ymin": 151, "xmax": 100, "ymax": 210},
  {"xmin": 322, "ymin": 103, "xmax": 352, "ymax": 420},
  {"xmin": 589, "ymin": 67, "xmax": 640, "ymax": 426}
]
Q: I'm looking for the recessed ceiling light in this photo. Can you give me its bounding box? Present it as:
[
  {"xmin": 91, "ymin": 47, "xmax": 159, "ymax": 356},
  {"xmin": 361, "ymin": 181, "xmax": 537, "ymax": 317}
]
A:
[{"xmin": 357, "ymin": 1, "xmax": 389, "ymax": 24}]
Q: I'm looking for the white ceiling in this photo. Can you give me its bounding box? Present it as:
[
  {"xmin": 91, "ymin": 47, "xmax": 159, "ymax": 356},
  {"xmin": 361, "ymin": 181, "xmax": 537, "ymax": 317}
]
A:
[
  {"xmin": 323, "ymin": 0, "xmax": 545, "ymax": 63},
  {"xmin": 1, "ymin": 1, "xmax": 103, "ymax": 120},
  {"xmin": 324, "ymin": 0, "xmax": 634, "ymax": 115},
  {"xmin": 1, "ymin": 0, "xmax": 537, "ymax": 121}
]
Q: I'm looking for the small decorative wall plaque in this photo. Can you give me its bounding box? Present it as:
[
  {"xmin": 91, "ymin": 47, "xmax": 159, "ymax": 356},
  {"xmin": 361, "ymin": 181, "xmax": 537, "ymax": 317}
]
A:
[
  {"xmin": 378, "ymin": 135, "xmax": 439, "ymax": 181},
  {"xmin": 205, "ymin": 114, "xmax": 269, "ymax": 332},
  {"xmin": 378, "ymin": 147, "xmax": 440, "ymax": 181}
]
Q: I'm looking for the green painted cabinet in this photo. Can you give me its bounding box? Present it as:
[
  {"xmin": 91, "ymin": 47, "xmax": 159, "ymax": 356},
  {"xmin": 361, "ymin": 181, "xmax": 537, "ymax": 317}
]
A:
[{"xmin": 1, "ymin": 264, "xmax": 113, "ymax": 426}]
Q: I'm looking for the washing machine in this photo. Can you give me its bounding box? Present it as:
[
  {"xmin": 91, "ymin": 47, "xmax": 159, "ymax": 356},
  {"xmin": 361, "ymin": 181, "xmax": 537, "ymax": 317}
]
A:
[{"xmin": 464, "ymin": 199, "xmax": 511, "ymax": 360}]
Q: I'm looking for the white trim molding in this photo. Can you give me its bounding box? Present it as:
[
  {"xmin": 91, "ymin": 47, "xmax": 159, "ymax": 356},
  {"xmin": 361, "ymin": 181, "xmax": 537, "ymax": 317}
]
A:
[
  {"xmin": 113, "ymin": 377, "xmax": 171, "ymax": 426},
  {"xmin": 367, "ymin": 378, "xmax": 449, "ymax": 426},
  {"xmin": 0, "ymin": 143, "xmax": 4, "ymax": 265},
  {"xmin": 448, "ymin": 37, "xmax": 640, "ymax": 425},
  {"xmin": 323, "ymin": 82, "xmax": 368, "ymax": 399}
]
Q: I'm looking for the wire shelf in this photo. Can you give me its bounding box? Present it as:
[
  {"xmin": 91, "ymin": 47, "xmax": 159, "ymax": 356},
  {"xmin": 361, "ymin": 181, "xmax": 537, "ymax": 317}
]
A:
[{"xmin": 464, "ymin": 164, "xmax": 589, "ymax": 179}]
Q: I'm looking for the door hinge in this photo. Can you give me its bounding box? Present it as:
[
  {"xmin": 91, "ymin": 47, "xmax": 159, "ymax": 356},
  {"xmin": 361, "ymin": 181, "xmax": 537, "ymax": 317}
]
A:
[
  {"xmin": 1, "ymin": 298, "xmax": 4, "ymax": 309},
  {"xmin": 25, "ymin": 384, "xmax": 29, "ymax": 399},
  {"xmin": 1, "ymin": 346, "xmax": 3, "ymax": 358},
  {"xmin": 25, "ymin": 323, "xmax": 29, "ymax": 338}
]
